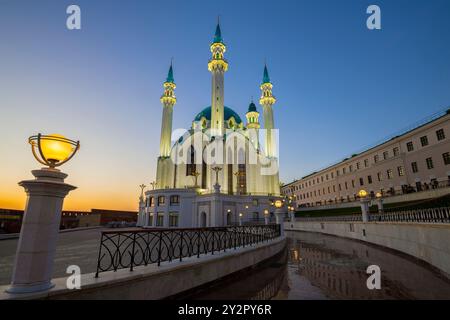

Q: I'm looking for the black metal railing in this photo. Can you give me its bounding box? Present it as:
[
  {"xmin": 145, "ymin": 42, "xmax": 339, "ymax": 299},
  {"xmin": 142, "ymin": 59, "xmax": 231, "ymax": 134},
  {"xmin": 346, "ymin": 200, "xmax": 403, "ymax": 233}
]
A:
[
  {"xmin": 95, "ymin": 224, "xmax": 281, "ymax": 277},
  {"xmin": 295, "ymin": 207, "xmax": 450, "ymax": 224}
]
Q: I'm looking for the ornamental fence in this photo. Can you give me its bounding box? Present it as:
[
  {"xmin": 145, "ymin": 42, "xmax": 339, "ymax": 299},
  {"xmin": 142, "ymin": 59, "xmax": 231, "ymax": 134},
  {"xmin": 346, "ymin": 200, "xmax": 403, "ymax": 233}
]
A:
[
  {"xmin": 95, "ymin": 224, "xmax": 281, "ymax": 277},
  {"xmin": 295, "ymin": 207, "xmax": 450, "ymax": 224}
]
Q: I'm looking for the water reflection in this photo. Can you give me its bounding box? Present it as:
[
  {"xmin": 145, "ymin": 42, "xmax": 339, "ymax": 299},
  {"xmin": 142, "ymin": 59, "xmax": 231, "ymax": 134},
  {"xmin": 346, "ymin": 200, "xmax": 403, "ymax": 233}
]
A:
[
  {"xmin": 278, "ymin": 231, "xmax": 450, "ymax": 300},
  {"xmin": 182, "ymin": 231, "xmax": 450, "ymax": 300}
]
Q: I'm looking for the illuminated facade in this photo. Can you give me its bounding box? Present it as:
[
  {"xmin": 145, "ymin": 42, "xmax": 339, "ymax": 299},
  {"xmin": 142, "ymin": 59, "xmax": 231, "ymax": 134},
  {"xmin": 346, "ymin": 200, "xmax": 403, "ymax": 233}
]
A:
[
  {"xmin": 138, "ymin": 22, "xmax": 282, "ymax": 228},
  {"xmin": 282, "ymin": 110, "xmax": 450, "ymax": 208}
]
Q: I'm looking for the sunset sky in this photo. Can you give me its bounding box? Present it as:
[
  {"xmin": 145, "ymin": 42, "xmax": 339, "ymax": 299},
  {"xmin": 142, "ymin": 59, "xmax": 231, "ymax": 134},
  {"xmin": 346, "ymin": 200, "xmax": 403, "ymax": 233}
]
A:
[{"xmin": 1, "ymin": 0, "xmax": 450, "ymax": 212}]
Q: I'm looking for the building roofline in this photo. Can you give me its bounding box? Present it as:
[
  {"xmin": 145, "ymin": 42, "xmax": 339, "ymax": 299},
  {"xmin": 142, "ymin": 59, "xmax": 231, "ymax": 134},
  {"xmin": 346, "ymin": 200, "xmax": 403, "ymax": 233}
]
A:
[{"xmin": 283, "ymin": 107, "xmax": 450, "ymax": 187}]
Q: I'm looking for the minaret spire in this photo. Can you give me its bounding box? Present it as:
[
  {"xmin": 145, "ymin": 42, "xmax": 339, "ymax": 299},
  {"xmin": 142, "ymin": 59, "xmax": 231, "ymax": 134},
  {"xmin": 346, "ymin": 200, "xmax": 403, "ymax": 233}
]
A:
[
  {"xmin": 159, "ymin": 62, "xmax": 177, "ymax": 158},
  {"xmin": 166, "ymin": 58, "xmax": 174, "ymax": 83},
  {"xmin": 263, "ymin": 63, "xmax": 271, "ymax": 84},
  {"xmin": 259, "ymin": 63, "xmax": 276, "ymax": 158},
  {"xmin": 208, "ymin": 19, "xmax": 228, "ymax": 136}
]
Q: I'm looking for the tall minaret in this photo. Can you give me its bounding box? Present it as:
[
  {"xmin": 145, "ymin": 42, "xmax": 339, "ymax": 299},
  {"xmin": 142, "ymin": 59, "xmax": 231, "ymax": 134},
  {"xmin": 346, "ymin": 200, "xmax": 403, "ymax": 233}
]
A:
[
  {"xmin": 259, "ymin": 64, "xmax": 277, "ymax": 157},
  {"xmin": 159, "ymin": 62, "xmax": 176, "ymax": 157},
  {"xmin": 208, "ymin": 20, "xmax": 228, "ymax": 136}
]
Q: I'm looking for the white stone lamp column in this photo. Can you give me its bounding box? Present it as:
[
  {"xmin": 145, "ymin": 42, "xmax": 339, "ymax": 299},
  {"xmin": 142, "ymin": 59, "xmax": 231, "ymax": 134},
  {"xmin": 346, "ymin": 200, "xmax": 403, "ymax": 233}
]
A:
[
  {"xmin": 358, "ymin": 190, "xmax": 370, "ymax": 223},
  {"xmin": 238, "ymin": 213, "xmax": 243, "ymax": 226},
  {"xmin": 375, "ymin": 192, "xmax": 384, "ymax": 214},
  {"xmin": 7, "ymin": 134, "xmax": 79, "ymax": 294},
  {"xmin": 264, "ymin": 209, "xmax": 269, "ymax": 225},
  {"xmin": 274, "ymin": 200, "xmax": 286, "ymax": 237},
  {"xmin": 289, "ymin": 209, "xmax": 295, "ymax": 223}
]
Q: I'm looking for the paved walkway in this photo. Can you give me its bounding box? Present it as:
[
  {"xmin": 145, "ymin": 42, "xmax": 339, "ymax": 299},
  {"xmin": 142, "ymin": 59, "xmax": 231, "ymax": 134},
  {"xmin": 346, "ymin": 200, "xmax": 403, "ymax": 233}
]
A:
[{"xmin": 0, "ymin": 228, "xmax": 104, "ymax": 285}]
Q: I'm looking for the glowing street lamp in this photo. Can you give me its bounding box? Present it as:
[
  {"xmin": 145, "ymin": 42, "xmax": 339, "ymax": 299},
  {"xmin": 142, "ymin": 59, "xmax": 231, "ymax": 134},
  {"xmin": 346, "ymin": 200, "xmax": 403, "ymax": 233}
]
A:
[
  {"xmin": 29, "ymin": 134, "xmax": 80, "ymax": 169},
  {"xmin": 274, "ymin": 199, "xmax": 283, "ymax": 208},
  {"xmin": 264, "ymin": 209, "xmax": 270, "ymax": 225},
  {"xmin": 359, "ymin": 189, "xmax": 370, "ymax": 222},
  {"xmin": 239, "ymin": 212, "xmax": 243, "ymax": 226},
  {"xmin": 7, "ymin": 134, "xmax": 79, "ymax": 294},
  {"xmin": 375, "ymin": 192, "xmax": 384, "ymax": 213},
  {"xmin": 358, "ymin": 189, "xmax": 368, "ymax": 199}
]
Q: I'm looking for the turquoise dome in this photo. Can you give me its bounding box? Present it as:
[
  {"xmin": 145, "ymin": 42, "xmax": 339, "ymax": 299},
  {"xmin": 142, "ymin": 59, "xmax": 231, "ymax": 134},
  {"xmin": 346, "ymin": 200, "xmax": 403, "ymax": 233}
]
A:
[
  {"xmin": 194, "ymin": 106, "xmax": 242, "ymax": 124},
  {"xmin": 247, "ymin": 102, "xmax": 257, "ymax": 112}
]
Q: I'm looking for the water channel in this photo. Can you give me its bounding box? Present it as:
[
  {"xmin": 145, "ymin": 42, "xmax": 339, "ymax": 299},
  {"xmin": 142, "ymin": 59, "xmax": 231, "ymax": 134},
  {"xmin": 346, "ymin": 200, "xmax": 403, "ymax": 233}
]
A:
[{"xmin": 182, "ymin": 231, "xmax": 450, "ymax": 300}]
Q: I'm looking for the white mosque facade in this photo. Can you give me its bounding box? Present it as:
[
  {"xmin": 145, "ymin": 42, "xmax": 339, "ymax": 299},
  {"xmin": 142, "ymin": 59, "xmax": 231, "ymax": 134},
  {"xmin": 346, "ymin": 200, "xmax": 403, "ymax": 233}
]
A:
[{"xmin": 137, "ymin": 23, "xmax": 282, "ymax": 228}]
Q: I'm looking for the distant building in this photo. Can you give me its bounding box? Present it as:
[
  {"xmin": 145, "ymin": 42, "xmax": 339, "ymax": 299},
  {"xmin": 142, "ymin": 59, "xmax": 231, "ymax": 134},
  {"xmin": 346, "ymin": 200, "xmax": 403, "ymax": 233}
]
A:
[
  {"xmin": 0, "ymin": 208, "xmax": 137, "ymax": 233},
  {"xmin": 78, "ymin": 209, "xmax": 138, "ymax": 227},
  {"xmin": 0, "ymin": 209, "xmax": 23, "ymax": 233},
  {"xmin": 282, "ymin": 109, "xmax": 450, "ymax": 208}
]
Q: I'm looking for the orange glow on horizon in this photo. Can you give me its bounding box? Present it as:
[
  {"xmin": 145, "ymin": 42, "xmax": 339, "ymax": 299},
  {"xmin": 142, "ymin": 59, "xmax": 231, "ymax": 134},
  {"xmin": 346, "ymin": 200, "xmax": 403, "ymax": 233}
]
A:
[{"xmin": 0, "ymin": 182, "xmax": 140, "ymax": 212}]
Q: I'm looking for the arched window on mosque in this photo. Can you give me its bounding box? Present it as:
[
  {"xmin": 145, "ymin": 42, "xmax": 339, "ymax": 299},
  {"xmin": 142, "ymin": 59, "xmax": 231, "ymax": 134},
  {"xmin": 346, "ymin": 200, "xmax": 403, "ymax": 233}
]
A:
[
  {"xmin": 186, "ymin": 145, "xmax": 196, "ymax": 176},
  {"xmin": 238, "ymin": 148, "xmax": 247, "ymax": 194}
]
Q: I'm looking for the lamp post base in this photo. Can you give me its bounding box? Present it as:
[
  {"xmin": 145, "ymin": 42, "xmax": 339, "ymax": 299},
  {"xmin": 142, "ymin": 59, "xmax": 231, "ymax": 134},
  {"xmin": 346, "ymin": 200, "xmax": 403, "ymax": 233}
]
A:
[
  {"xmin": 8, "ymin": 168, "xmax": 76, "ymax": 294},
  {"xmin": 6, "ymin": 281, "xmax": 55, "ymax": 294}
]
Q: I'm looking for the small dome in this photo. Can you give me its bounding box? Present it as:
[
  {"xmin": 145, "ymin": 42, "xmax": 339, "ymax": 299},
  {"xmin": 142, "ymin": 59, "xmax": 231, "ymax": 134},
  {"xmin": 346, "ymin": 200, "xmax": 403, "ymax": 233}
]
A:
[
  {"xmin": 247, "ymin": 102, "xmax": 257, "ymax": 113},
  {"xmin": 194, "ymin": 106, "xmax": 242, "ymax": 124}
]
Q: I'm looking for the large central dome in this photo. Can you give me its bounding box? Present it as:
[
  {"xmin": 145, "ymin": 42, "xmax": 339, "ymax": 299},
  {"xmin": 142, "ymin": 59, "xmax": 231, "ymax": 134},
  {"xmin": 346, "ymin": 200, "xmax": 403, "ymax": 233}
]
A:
[{"xmin": 194, "ymin": 106, "xmax": 242, "ymax": 124}]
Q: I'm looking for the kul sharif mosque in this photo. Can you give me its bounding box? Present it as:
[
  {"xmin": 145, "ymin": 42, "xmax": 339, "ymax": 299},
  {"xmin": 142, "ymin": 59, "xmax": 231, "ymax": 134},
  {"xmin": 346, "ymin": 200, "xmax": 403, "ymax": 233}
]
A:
[{"xmin": 137, "ymin": 21, "xmax": 282, "ymax": 228}]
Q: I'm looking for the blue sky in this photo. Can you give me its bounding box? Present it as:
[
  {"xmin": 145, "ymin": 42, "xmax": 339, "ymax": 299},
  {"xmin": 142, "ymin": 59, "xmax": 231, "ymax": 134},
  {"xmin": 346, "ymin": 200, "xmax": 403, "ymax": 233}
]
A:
[{"xmin": 1, "ymin": 0, "xmax": 450, "ymax": 210}]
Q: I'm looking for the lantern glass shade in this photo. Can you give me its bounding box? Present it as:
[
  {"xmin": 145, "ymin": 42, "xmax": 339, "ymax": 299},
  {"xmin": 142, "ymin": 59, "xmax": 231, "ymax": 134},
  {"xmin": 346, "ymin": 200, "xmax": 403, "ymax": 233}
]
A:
[
  {"xmin": 29, "ymin": 133, "xmax": 80, "ymax": 168},
  {"xmin": 376, "ymin": 192, "xmax": 382, "ymax": 198},
  {"xmin": 358, "ymin": 189, "xmax": 368, "ymax": 198},
  {"xmin": 274, "ymin": 200, "xmax": 283, "ymax": 208}
]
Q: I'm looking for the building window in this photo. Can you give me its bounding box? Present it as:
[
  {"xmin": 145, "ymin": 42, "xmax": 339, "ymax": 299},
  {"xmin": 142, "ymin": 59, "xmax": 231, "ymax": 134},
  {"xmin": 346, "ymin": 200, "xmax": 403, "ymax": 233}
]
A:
[
  {"xmin": 411, "ymin": 162, "xmax": 418, "ymax": 173},
  {"xmin": 359, "ymin": 178, "xmax": 364, "ymax": 186},
  {"xmin": 406, "ymin": 142, "xmax": 414, "ymax": 152},
  {"xmin": 393, "ymin": 147, "xmax": 400, "ymax": 157},
  {"xmin": 383, "ymin": 151, "xmax": 389, "ymax": 160},
  {"xmin": 374, "ymin": 155, "xmax": 379, "ymax": 163},
  {"xmin": 170, "ymin": 195, "xmax": 179, "ymax": 205},
  {"xmin": 443, "ymin": 153, "xmax": 450, "ymax": 165},
  {"xmin": 387, "ymin": 169, "xmax": 393, "ymax": 179},
  {"xmin": 331, "ymin": 172, "xmax": 334, "ymax": 179},
  {"xmin": 397, "ymin": 166, "xmax": 405, "ymax": 177},
  {"xmin": 352, "ymin": 180, "xmax": 355, "ymax": 188},
  {"xmin": 426, "ymin": 157, "xmax": 434, "ymax": 169},
  {"xmin": 364, "ymin": 159, "xmax": 369, "ymax": 167},
  {"xmin": 169, "ymin": 213, "xmax": 179, "ymax": 227},
  {"xmin": 156, "ymin": 213, "xmax": 164, "ymax": 226},
  {"xmin": 342, "ymin": 167, "xmax": 346, "ymax": 174},
  {"xmin": 377, "ymin": 172, "xmax": 382, "ymax": 182},
  {"xmin": 436, "ymin": 129, "xmax": 446, "ymax": 141},
  {"xmin": 367, "ymin": 175, "xmax": 373, "ymax": 184},
  {"xmin": 349, "ymin": 165, "xmax": 353, "ymax": 172},
  {"xmin": 356, "ymin": 162, "xmax": 360, "ymax": 170},
  {"xmin": 158, "ymin": 196, "xmax": 165, "ymax": 206},
  {"xmin": 149, "ymin": 197, "xmax": 154, "ymax": 207},
  {"xmin": 336, "ymin": 170, "xmax": 340, "ymax": 177},
  {"xmin": 420, "ymin": 136, "xmax": 429, "ymax": 147}
]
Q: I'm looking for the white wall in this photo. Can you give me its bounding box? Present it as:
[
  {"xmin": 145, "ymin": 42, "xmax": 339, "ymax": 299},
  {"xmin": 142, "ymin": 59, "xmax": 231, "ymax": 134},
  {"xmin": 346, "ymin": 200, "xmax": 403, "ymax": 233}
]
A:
[{"xmin": 285, "ymin": 221, "xmax": 450, "ymax": 277}]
